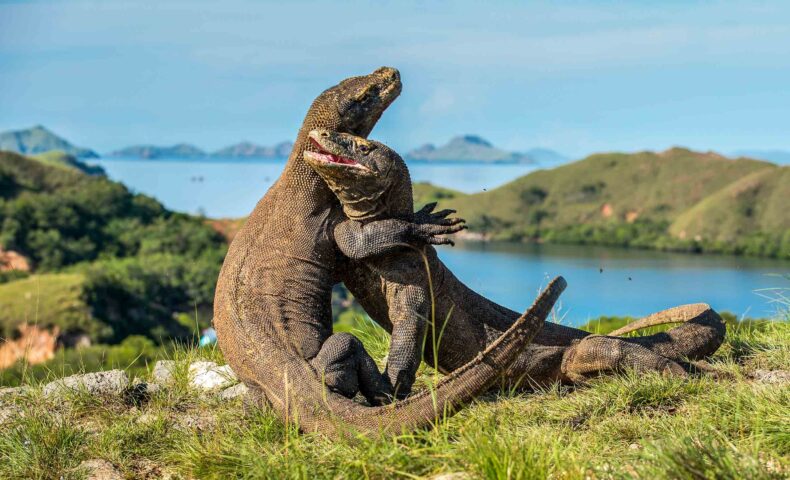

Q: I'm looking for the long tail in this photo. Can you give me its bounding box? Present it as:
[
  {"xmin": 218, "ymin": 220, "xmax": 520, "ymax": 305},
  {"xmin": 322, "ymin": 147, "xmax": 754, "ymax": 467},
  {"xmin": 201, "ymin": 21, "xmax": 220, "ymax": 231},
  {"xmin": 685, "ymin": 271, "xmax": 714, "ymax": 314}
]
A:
[
  {"xmin": 609, "ymin": 303, "xmax": 713, "ymax": 336},
  {"xmin": 239, "ymin": 277, "xmax": 566, "ymax": 437},
  {"xmin": 609, "ymin": 303, "xmax": 726, "ymax": 360}
]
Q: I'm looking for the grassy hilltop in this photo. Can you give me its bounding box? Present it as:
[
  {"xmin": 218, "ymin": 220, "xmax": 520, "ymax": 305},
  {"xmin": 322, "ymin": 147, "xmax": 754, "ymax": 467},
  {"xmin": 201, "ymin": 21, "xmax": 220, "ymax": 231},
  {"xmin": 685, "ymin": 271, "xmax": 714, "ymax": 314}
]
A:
[
  {"xmin": 0, "ymin": 316, "xmax": 787, "ymax": 479},
  {"xmin": 415, "ymin": 147, "xmax": 790, "ymax": 258}
]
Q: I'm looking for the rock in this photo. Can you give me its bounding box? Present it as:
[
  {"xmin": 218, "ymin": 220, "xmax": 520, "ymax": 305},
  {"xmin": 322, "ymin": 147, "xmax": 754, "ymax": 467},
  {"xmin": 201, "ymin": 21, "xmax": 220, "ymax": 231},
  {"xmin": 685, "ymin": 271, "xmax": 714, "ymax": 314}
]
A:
[
  {"xmin": 0, "ymin": 386, "xmax": 30, "ymax": 404},
  {"xmin": 189, "ymin": 361, "xmax": 237, "ymax": 391},
  {"xmin": 152, "ymin": 360, "xmax": 177, "ymax": 384},
  {"xmin": 218, "ymin": 382, "xmax": 248, "ymax": 400},
  {"xmin": 131, "ymin": 458, "xmax": 176, "ymax": 480},
  {"xmin": 0, "ymin": 406, "xmax": 21, "ymax": 425},
  {"xmin": 135, "ymin": 412, "xmax": 159, "ymax": 426},
  {"xmin": 429, "ymin": 474, "xmax": 472, "ymax": 480},
  {"xmin": 43, "ymin": 370, "xmax": 129, "ymax": 398},
  {"xmin": 132, "ymin": 377, "xmax": 161, "ymax": 394},
  {"xmin": 173, "ymin": 411, "xmax": 217, "ymax": 433},
  {"xmin": 751, "ymin": 369, "xmax": 790, "ymax": 385},
  {"xmin": 77, "ymin": 459, "xmax": 123, "ymax": 480}
]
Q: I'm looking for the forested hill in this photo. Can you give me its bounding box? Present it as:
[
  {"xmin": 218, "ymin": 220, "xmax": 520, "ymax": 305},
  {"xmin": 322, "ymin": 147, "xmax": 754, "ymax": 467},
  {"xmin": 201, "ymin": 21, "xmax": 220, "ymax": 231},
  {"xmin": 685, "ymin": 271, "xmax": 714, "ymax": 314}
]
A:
[
  {"xmin": 414, "ymin": 147, "xmax": 790, "ymax": 258},
  {"xmin": 0, "ymin": 150, "xmax": 227, "ymax": 343}
]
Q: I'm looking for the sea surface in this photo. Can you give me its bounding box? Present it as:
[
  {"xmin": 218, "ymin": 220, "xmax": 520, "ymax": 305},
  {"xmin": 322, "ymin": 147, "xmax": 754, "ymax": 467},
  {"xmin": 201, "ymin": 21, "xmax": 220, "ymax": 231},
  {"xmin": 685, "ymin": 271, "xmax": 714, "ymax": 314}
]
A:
[
  {"xmin": 90, "ymin": 156, "xmax": 789, "ymax": 323},
  {"xmin": 442, "ymin": 241, "xmax": 788, "ymax": 323}
]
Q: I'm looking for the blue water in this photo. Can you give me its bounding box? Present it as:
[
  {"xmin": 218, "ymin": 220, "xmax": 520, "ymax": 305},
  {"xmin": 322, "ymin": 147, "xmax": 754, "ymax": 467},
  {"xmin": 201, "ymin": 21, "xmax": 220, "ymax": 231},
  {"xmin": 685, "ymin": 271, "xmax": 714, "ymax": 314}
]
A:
[
  {"xmin": 441, "ymin": 242, "xmax": 788, "ymax": 324},
  {"xmin": 89, "ymin": 157, "xmax": 789, "ymax": 323}
]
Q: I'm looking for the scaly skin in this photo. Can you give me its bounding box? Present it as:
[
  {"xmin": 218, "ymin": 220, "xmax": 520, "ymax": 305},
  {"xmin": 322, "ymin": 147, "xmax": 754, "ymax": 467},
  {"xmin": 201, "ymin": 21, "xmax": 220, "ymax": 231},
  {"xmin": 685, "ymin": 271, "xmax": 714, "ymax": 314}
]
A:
[
  {"xmin": 304, "ymin": 129, "xmax": 467, "ymax": 398},
  {"xmin": 330, "ymin": 139, "xmax": 727, "ymax": 386},
  {"xmin": 213, "ymin": 68, "xmax": 565, "ymax": 437}
]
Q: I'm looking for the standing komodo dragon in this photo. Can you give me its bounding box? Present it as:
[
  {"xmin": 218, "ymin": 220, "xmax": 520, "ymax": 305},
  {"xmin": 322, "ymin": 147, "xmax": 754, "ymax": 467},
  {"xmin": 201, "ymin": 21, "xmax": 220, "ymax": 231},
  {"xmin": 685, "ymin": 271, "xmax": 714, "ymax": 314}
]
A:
[
  {"xmin": 304, "ymin": 128, "xmax": 469, "ymax": 399},
  {"xmin": 322, "ymin": 140, "xmax": 727, "ymax": 386},
  {"xmin": 213, "ymin": 67, "xmax": 566, "ymax": 437}
]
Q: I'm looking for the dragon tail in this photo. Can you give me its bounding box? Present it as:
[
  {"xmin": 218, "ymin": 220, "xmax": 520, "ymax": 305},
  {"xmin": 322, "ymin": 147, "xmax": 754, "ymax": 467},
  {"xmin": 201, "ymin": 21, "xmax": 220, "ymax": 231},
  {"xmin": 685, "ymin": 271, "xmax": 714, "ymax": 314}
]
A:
[{"xmin": 609, "ymin": 303, "xmax": 726, "ymax": 360}]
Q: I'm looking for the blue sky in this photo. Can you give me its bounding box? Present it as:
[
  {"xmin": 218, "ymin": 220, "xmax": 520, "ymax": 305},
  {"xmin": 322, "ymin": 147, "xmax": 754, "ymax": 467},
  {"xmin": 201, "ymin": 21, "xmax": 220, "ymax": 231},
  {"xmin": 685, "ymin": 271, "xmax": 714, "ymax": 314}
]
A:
[{"xmin": 1, "ymin": 0, "xmax": 789, "ymax": 157}]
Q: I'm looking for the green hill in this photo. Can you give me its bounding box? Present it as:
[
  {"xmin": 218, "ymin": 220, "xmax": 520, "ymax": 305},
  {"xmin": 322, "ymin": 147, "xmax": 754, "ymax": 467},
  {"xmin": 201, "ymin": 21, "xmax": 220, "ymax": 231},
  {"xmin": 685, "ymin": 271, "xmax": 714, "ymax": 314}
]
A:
[
  {"xmin": 0, "ymin": 125, "xmax": 98, "ymax": 158},
  {"xmin": 670, "ymin": 167, "xmax": 790, "ymax": 246},
  {"xmin": 418, "ymin": 147, "xmax": 790, "ymax": 258},
  {"xmin": 30, "ymin": 150, "xmax": 105, "ymax": 176},
  {"xmin": 0, "ymin": 150, "xmax": 226, "ymax": 343}
]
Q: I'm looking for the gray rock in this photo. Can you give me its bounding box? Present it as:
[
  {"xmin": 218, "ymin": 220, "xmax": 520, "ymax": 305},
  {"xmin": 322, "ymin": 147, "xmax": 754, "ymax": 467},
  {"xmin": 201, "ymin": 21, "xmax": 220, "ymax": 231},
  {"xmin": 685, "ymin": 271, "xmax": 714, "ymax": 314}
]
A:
[
  {"xmin": 77, "ymin": 459, "xmax": 123, "ymax": 480},
  {"xmin": 218, "ymin": 382, "xmax": 249, "ymax": 400},
  {"xmin": 189, "ymin": 361, "xmax": 237, "ymax": 390},
  {"xmin": 135, "ymin": 412, "xmax": 159, "ymax": 426},
  {"xmin": 0, "ymin": 406, "xmax": 21, "ymax": 425},
  {"xmin": 152, "ymin": 360, "xmax": 177, "ymax": 384},
  {"xmin": 131, "ymin": 377, "xmax": 161, "ymax": 394},
  {"xmin": 43, "ymin": 370, "xmax": 129, "ymax": 398},
  {"xmin": 430, "ymin": 474, "xmax": 472, "ymax": 480},
  {"xmin": 751, "ymin": 369, "xmax": 790, "ymax": 385},
  {"xmin": 142, "ymin": 381, "xmax": 161, "ymax": 394},
  {"xmin": 0, "ymin": 386, "xmax": 31, "ymax": 404},
  {"xmin": 173, "ymin": 411, "xmax": 217, "ymax": 433}
]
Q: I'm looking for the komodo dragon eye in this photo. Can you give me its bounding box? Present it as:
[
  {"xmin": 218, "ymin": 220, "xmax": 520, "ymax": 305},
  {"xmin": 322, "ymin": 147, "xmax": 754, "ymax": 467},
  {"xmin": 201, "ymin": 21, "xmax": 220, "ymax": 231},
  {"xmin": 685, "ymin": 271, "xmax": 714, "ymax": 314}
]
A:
[{"xmin": 356, "ymin": 143, "xmax": 373, "ymax": 155}]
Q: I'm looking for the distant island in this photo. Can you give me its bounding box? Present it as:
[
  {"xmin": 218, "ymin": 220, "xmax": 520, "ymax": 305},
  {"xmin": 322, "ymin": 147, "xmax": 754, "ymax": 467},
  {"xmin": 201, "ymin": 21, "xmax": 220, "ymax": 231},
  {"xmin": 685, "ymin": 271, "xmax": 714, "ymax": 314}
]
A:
[
  {"xmin": 108, "ymin": 141, "xmax": 295, "ymax": 159},
  {"xmin": 406, "ymin": 135, "xmax": 567, "ymax": 164},
  {"xmin": 211, "ymin": 141, "xmax": 294, "ymax": 158},
  {"xmin": 0, "ymin": 126, "xmax": 99, "ymax": 158},
  {"xmin": 414, "ymin": 146, "xmax": 790, "ymax": 259},
  {"xmin": 108, "ymin": 143, "xmax": 207, "ymax": 159}
]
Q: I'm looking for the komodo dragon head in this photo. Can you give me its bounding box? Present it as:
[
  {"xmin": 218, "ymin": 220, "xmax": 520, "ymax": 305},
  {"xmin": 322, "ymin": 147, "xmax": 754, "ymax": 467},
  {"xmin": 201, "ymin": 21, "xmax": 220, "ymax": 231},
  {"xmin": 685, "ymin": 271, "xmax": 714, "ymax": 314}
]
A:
[
  {"xmin": 304, "ymin": 129, "xmax": 411, "ymax": 221},
  {"xmin": 306, "ymin": 67, "xmax": 402, "ymax": 139}
]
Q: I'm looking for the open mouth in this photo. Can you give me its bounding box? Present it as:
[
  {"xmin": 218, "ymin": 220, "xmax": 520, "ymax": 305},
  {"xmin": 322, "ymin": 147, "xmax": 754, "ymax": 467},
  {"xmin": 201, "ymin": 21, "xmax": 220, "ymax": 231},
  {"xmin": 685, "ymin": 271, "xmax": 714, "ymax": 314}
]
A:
[{"xmin": 307, "ymin": 138, "xmax": 359, "ymax": 166}]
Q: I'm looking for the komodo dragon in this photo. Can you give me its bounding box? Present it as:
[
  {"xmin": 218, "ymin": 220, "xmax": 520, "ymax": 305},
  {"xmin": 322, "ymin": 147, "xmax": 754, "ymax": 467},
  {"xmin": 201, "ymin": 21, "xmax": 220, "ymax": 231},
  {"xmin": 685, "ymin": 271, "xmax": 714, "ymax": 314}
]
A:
[
  {"xmin": 304, "ymin": 128, "xmax": 469, "ymax": 398},
  {"xmin": 321, "ymin": 137, "xmax": 727, "ymax": 386},
  {"xmin": 213, "ymin": 67, "xmax": 566, "ymax": 437}
]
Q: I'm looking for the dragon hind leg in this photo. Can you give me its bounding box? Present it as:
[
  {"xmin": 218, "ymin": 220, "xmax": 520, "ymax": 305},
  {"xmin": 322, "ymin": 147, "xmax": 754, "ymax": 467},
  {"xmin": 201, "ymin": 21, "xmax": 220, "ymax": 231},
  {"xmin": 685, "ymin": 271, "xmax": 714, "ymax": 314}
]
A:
[{"xmin": 561, "ymin": 335, "xmax": 687, "ymax": 382}]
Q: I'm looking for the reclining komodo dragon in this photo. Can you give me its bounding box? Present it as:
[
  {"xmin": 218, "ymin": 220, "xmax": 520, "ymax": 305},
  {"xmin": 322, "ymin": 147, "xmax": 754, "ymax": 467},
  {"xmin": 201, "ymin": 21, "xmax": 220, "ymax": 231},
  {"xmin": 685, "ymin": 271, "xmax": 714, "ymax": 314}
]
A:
[
  {"xmin": 306, "ymin": 129, "xmax": 727, "ymax": 389},
  {"xmin": 213, "ymin": 67, "xmax": 566, "ymax": 437}
]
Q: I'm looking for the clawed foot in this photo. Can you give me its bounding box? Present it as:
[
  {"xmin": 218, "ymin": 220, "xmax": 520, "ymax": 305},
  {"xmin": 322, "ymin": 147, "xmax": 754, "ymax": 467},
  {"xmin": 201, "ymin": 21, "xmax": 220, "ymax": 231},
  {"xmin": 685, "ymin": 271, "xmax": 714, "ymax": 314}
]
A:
[{"xmin": 413, "ymin": 202, "xmax": 467, "ymax": 246}]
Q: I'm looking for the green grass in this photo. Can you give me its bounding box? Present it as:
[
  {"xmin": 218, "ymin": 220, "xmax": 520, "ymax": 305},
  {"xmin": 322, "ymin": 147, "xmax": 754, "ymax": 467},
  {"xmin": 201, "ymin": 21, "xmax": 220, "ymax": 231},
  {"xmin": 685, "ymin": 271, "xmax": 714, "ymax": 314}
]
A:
[
  {"xmin": 0, "ymin": 273, "xmax": 93, "ymax": 339},
  {"xmin": 1, "ymin": 318, "xmax": 787, "ymax": 479}
]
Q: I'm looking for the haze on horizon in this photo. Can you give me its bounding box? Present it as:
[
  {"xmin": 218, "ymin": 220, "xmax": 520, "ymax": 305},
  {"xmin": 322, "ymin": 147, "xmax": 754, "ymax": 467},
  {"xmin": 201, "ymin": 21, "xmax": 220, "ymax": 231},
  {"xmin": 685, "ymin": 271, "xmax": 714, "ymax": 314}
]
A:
[{"xmin": 1, "ymin": 0, "xmax": 789, "ymax": 158}]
